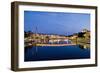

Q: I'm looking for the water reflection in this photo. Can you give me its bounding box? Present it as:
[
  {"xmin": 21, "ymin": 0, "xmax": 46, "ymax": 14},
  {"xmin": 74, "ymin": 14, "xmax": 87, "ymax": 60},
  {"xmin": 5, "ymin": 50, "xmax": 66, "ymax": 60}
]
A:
[{"xmin": 24, "ymin": 45, "xmax": 90, "ymax": 61}]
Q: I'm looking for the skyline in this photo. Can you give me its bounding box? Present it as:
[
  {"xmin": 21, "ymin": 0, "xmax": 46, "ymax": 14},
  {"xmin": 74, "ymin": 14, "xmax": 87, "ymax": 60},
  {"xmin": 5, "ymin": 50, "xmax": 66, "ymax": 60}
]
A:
[{"xmin": 24, "ymin": 11, "xmax": 90, "ymax": 35}]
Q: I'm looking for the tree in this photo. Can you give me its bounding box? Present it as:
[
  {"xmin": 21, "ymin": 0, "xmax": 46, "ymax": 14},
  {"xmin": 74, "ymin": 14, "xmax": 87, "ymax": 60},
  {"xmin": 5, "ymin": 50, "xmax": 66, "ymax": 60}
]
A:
[
  {"xmin": 78, "ymin": 32, "xmax": 85, "ymax": 38},
  {"xmin": 24, "ymin": 31, "xmax": 33, "ymax": 37}
]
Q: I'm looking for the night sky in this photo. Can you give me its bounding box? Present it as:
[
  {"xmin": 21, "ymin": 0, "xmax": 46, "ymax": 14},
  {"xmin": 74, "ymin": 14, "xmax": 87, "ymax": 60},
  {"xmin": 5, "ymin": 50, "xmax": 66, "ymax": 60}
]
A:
[{"xmin": 24, "ymin": 11, "xmax": 90, "ymax": 36}]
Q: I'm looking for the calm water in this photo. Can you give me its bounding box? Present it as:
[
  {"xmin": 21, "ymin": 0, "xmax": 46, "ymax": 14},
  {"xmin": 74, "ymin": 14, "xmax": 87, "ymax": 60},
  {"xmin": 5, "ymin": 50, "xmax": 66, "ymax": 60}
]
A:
[{"xmin": 24, "ymin": 45, "xmax": 90, "ymax": 61}]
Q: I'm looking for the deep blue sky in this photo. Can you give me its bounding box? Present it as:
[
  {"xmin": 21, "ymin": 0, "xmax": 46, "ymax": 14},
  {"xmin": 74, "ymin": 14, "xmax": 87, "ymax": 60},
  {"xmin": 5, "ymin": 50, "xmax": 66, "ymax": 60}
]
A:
[{"xmin": 24, "ymin": 11, "xmax": 90, "ymax": 35}]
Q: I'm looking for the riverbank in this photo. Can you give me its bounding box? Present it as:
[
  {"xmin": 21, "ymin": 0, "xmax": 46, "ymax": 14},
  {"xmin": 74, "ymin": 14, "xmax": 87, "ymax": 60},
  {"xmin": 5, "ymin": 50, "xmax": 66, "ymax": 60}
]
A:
[
  {"xmin": 36, "ymin": 43, "xmax": 76, "ymax": 46},
  {"xmin": 25, "ymin": 43, "xmax": 76, "ymax": 47}
]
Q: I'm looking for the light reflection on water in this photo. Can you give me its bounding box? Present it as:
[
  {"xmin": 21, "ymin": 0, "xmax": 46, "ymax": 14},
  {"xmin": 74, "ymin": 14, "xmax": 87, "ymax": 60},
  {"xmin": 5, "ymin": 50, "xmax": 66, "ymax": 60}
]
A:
[{"xmin": 24, "ymin": 45, "xmax": 90, "ymax": 62}]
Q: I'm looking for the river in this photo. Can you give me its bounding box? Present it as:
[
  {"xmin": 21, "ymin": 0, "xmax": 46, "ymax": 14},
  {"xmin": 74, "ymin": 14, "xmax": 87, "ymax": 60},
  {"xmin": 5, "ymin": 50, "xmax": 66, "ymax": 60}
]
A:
[{"xmin": 24, "ymin": 45, "xmax": 90, "ymax": 61}]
